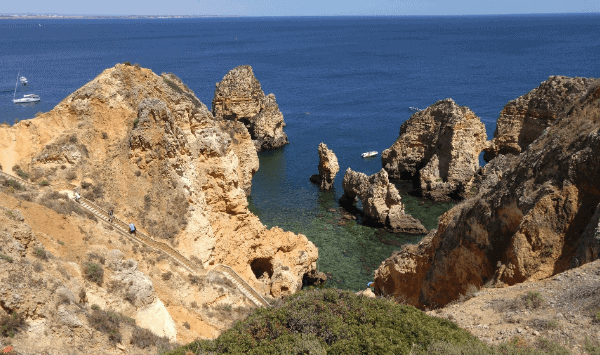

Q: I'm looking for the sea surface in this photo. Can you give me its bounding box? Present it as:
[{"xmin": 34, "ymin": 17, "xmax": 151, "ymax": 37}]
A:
[{"xmin": 1, "ymin": 15, "xmax": 599, "ymax": 290}]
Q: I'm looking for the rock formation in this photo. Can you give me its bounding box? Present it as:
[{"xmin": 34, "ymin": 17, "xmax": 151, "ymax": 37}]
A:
[
  {"xmin": 309, "ymin": 142, "xmax": 339, "ymax": 190},
  {"xmin": 212, "ymin": 65, "xmax": 289, "ymax": 151},
  {"xmin": 483, "ymin": 75, "xmax": 596, "ymax": 161},
  {"xmin": 341, "ymin": 168, "xmax": 427, "ymax": 234},
  {"xmin": 0, "ymin": 64, "xmax": 318, "ymax": 350},
  {"xmin": 374, "ymin": 81, "xmax": 600, "ymax": 308},
  {"xmin": 381, "ymin": 98, "xmax": 488, "ymax": 201}
]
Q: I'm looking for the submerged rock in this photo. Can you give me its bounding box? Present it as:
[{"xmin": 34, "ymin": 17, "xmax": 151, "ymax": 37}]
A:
[
  {"xmin": 483, "ymin": 75, "xmax": 596, "ymax": 161},
  {"xmin": 212, "ymin": 65, "xmax": 289, "ymax": 151},
  {"xmin": 374, "ymin": 81, "xmax": 600, "ymax": 308},
  {"xmin": 381, "ymin": 98, "xmax": 487, "ymax": 201},
  {"xmin": 341, "ymin": 168, "xmax": 427, "ymax": 234},
  {"xmin": 309, "ymin": 142, "xmax": 339, "ymax": 190}
]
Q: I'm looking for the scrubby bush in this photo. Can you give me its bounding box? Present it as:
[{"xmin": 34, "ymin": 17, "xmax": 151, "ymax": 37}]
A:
[
  {"xmin": 0, "ymin": 312, "xmax": 25, "ymax": 338},
  {"xmin": 86, "ymin": 307, "xmax": 133, "ymax": 344},
  {"xmin": 39, "ymin": 191, "xmax": 96, "ymax": 221},
  {"xmin": 134, "ymin": 63, "xmax": 141, "ymax": 70},
  {"xmin": 523, "ymin": 291, "xmax": 544, "ymax": 309},
  {"xmin": 130, "ymin": 326, "xmax": 173, "ymax": 350},
  {"xmin": 69, "ymin": 135, "xmax": 77, "ymax": 143},
  {"xmin": 16, "ymin": 169, "xmax": 29, "ymax": 180},
  {"xmin": 168, "ymin": 288, "xmax": 482, "ymax": 355},
  {"xmin": 39, "ymin": 180, "xmax": 50, "ymax": 186},
  {"xmin": 84, "ymin": 262, "xmax": 104, "ymax": 285},
  {"xmin": 34, "ymin": 247, "xmax": 48, "ymax": 260},
  {"xmin": 102, "ymin": 131, "xmax": 108, "ymax": 139},
  {"xmin": 123, "ymin": 61, "xmax": 132, "ymax": 66}
]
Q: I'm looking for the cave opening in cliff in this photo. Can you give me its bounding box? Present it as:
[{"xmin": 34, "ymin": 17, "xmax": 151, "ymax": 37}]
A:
[{"xmin": 251, "ymin": 258, "xmax": 274, "ymax": 279}]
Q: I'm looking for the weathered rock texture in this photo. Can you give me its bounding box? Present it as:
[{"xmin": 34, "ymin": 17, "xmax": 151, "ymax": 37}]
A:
[
  {"xmin": 309, "ymin": 142, "xmax": 339, "ymax": 190},
  {"xmin": 212, "ymin": 65, "xmax": 289, "ymax": 151},
  {"xmin": 0, "ymin": 64, "xmax": 318, "ymax": 350},
  {"xmin": 374, "ymin": 81, "xmax": 600, "ymax": 308},
  {"xmin": 483, "ymin": 76, "xmax": 597, "ymax": 162},
  {"xmin": 341, "ymin": 168, "xmax": 427, "ymax": 234},
  {"xmin": 381, "ymin": 98, "xmax": 488, "ymax": 201}
]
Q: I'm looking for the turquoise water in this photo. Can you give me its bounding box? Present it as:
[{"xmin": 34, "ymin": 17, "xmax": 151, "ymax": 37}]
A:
[
  {"xmin": 1, "ymin": 15, "xmax": 598, "ymax": 290},
  {"xmin": 248, "ymin": 148, "xmax": 454, "ymax": 290}
]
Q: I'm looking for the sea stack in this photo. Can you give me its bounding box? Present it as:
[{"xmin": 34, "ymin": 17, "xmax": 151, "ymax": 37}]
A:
[
  {"xmin": 341, "ymin": 168, "xmax": 427, "ymax": 234},
  {"xmin": 381, "ymin": 98, "xmax": 487, "ymax": 201},
  {"xmin": 374, "ymin": 79, "xmax": 600, "ymax": 308},
  {"xmin": 212, "ymin": 65, "xmax": 289, "ymax": 152},
  {"xmin": 309, "ymin": 142, "xmax": 339, "ymax": 190}
]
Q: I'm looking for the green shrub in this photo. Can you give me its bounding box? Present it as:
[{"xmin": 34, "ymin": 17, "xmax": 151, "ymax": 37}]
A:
[
  {"xmin": 39, "ymin": 180, "xmax": 50, "ymax": 186},
  {"xmin": 34, "ymin": 247, "xmax": 48, "ymax": 260},
  {"xmin": 130, "ymin": 326, "xmax": 173, "ymax": 350},
  {"xmin": 168, "ymin": 288, "xmax": 482, "ymax": 355},
  {"xmin": 133, "ymin": 118, "xmax": 139, "ymax": 128},
  {"xmin": 123, "ymin": 61, "xmax": 132, "ymax": 66},
  {"xmin": 86, "ymin": 307, "xmax": 133, "ymax": 344},
  {"xmin": 16, "ymin": 169, "xmax": 29, "ymax": 180},
  {"xmin": 0, "ymin": 312, "xmax": 25, "ymax": 338},
  {"xmin": 523, "ymin": 291, "xmax": 544, "ymax": 309},
  {"xmin": 102, "ymin": 131, "xmax": 108, "ymax": 139},
  {"xmin": 69, "ymin": 135, "xmax": 77, "ymax": 143},
  {"xmin": 84, "ymin": 262, "xmax": 104, "ymax": 285},
  {"xmin": 2, "ymin": 179, "xmax": 24, "ymax": 191},
  {"xmin": 134, "ymin": 63, "xmax": 141, "ymax": 70},
  {"xmin": 0, "ymin": 254, "xmax": 13, "ymax": 263}
]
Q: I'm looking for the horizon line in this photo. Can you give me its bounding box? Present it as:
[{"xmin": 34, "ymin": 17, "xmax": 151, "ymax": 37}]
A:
[{"xmin": 2, "ymin": 12, "xmax": 600, "ymax": 17}]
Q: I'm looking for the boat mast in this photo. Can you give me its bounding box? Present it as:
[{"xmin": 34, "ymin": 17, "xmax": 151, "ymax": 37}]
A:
[{"xmin": 14, "ymin": 72, "xmax": 19, "ymax": 100}]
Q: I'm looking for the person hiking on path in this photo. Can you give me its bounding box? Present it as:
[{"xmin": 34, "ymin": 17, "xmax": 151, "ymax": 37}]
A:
[
  {"xmin": 129, "ymin": 223, "xmax": 136, "ymax": 234},
  {"xmin": 75, "ymin": 191, "xmax": 81, "ymax": 203},
  {"xmin": 108, "ymin": 209, "xmax": 114, "ymax": 223}
]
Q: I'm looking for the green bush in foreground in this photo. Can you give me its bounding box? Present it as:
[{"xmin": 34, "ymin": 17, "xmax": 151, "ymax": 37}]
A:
[{"xmin": 168, "ymin": 288, "xmax": 482, "ymax": 355}]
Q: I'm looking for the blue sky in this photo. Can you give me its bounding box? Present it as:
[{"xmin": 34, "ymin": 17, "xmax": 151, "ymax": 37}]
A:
[{"xmin": 2, "ymin": 0, "xmax": 600, "ymax": 16}]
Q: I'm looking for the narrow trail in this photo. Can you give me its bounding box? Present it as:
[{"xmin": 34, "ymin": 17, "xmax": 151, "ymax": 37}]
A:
[{"xmin": 0, "ymin": 170, "xmax": 271, "ymax": 308}]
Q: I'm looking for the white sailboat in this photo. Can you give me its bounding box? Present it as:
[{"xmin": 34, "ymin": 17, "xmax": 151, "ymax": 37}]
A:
[
  {"xmin": 20, "ymin": 76, "xmax": 28, "ymax": 85},
  {"xmin": 13, "ymin": 72, "xmax": 40, "ymax": 103}
]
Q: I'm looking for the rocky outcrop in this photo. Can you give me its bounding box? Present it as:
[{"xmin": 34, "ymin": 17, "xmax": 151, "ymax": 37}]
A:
[
  {"xmin": 483, "ymin": 76, "xmax": 596, "ymax": 161},
  {"xmin": 212, "ymin": 65, "xmax": 289, "ymax": 151},
  {"xmin": 381, "ymin": 99, "xmax": 487, "ymax": 201},
  {"xmin": 309, "ymin": 142, "xmax": 339, "ymax": 190},
  {"xmin": 341, "ymin": 168, "xmax": 427, "ymax": 234},
  {"xmin": 0, "ymin": 64, "xmax": 317, "ymax": 313},
  {"xmin": 374, "ymin": 82, "xmax": 600, "ymax": 308}
]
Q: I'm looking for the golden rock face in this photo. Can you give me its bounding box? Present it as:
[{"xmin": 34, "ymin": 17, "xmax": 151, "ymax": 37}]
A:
[
  {"xmin": 375, "ymin": 81, "xmax": 600, "ymax": 309},
  {"xmin": 0, "ymin": 64, "xmax": 318, "ymax": 350}
]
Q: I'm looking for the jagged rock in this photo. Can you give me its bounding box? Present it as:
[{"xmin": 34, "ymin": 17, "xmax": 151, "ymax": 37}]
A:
[
  {"xmin": 341, "ymin": 168, "xmax": 427, "ymax": 234},
  {"xmin": 374, "ymin": 82, "xmax": 600, "ymax": 308},
  {"xmin": 212, "ymin": 65, "xmax": 289, "ymax": 151},
  {"xmin": 309, "ymin": 143, "xmax": 339, "ymax": 190},
  {"xmin": 381, "ymin": 98, "xmax": 487, "ymax": 201},
  {"xmin": 355, "ymin": 288, "xmax": 376, "ymax": 298},
  {"xmin": 303, "ymin": 269, "xmax": 327, "ymax": 287},
  {"xmin": 483, "ymin": 76, "xmax": 596, "ymax": 161}
]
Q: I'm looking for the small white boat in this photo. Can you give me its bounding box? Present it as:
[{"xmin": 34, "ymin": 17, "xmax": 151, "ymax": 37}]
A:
[
  {"xmin": 361, "ymin": 151, "xmax": 378, "ymax": 158},
  {"xmin": 14, "ymin": 94, "xmax": 40, "ymax": 103},
  {"xmin": 12, "ymin": 72, "xmax": 40, "ymax": 103},
  {"xmin": 20, "ymin": 76, "xmax": 28, "ymax": 85}
]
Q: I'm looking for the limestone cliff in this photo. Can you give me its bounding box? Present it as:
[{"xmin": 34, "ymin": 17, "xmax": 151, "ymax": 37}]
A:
[
  {"xmin": 374, "ymin": 81, "xmax": 600, "ymax": 308},
  {"xmin": 212, "ymin": 65, "xmax": 289, "ymax": 151},
  {"xmin": 483, "ymin": 76, "xmax": 596, "ymax": 161},
  {"xmin": 381, "ymin": 99, "xmax": 487, "ymax": 201},
  {"xmin": 309, "ymin": 142, "xmax": 339, "ymax": 190},
  {"xmin": 0, "ymin": 64, "xmax": 318, "ymax": 350},
  {"xmin": 341, "ymin": 168, "xmax": 427, "ymax": 234}
]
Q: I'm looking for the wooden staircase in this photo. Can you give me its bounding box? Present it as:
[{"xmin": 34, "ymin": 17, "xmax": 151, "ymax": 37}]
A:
[{"xmin": 0, "ymin": 170, "xmax": 271, "ymax": 308}]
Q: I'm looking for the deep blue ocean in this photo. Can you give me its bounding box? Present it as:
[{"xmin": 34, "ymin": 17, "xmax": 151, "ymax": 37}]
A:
[{"xmin": 1, "ymin": 15, "xmax": 599, "ymax": 290}]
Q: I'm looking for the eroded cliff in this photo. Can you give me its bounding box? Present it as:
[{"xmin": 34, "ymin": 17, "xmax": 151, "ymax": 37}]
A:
[
  {"xmin": 374, "ymin": 81, "xmax": 600, "ymax": 308},
  {"xmin": 0, "ymin": 64, "xmax": 317, "ymax": 352}
]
